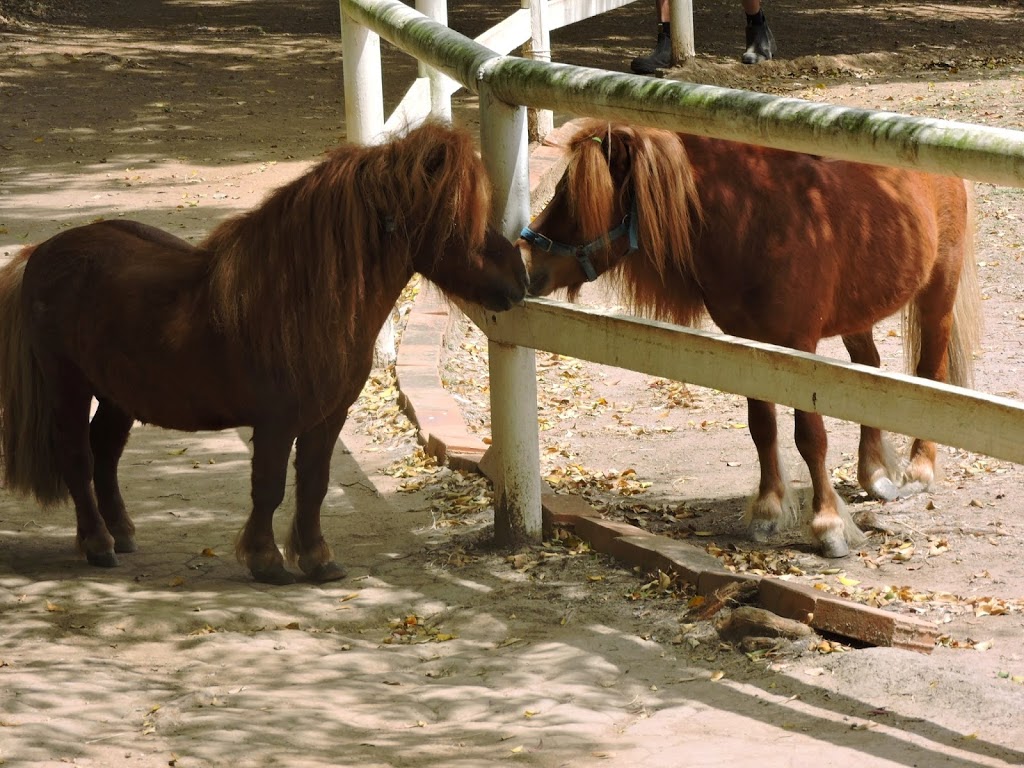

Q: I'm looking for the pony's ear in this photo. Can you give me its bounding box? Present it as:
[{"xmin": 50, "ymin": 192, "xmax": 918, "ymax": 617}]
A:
[{"xmin": 423, "ymin": 140, "xmax": 449, "ymax": 176}]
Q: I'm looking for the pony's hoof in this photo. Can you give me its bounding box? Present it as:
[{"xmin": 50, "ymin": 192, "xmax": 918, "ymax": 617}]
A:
[
  {"xmin": 747, "ymin": 519, "xmax": 778, "ymax": 543},
  {"xmin": 251, "ymin": 565, "xmax": 298, "ymax": 585},
  {"xmin": 113, "ymin": 535, "xmax": 137, "ymax": 554},
  {"xmin": 866, "ymin": 476, "xmax": 901, "ymax": 502},
  {"xmin": 306, "ymin": 561, "xmax": 347, "ymax": 583},
  {"xmin": 897, "ymin": 480, "xmax": 928, "ymax": 499},
  {"xmin": 817, "ymin": 530, "xmax": 850, "ymax": 559},
  {"xmin": 87, "ymin": 550, "xmax": 119, "ymax": 568}
]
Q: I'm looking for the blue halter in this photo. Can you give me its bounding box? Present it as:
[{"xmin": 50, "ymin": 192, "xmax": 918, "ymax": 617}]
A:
[{"xmin": 519, "ymin": 196, "xmax": 639, "ymax": 282}]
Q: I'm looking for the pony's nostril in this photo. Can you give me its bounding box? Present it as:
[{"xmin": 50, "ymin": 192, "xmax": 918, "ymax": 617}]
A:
[{"xmin": 527, "ymin": 271, "xmax": 551, "ymax": 297}]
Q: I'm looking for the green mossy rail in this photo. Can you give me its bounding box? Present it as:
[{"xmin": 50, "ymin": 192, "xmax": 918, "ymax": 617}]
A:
[{"xmin": 341, "ymin": 0, "xmax": 1024, "ymax": 186}]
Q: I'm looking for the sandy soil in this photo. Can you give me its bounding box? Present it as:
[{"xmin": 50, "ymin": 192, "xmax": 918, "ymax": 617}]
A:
[{"xmin": 2, "ymin": 1, "xmax": 1024, "ymax": 766}]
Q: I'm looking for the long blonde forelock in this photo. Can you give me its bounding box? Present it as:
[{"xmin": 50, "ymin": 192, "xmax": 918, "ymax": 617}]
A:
[
  {"xmin": 566, "ymin": 129, "xmax": 616, "ymax": 243},
  {"xmin": 587, "ymin": 122, "xmax": 705, "ymax": 327}
]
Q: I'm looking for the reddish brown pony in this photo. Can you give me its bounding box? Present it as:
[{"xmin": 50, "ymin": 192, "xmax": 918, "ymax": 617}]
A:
[
  {"xmin": 522, "ymin": 120, "xmax": 981, "ymax": 558},
  {"xmin": 0, "ymin": 120, "xmax": 527, "ymax": 583}
]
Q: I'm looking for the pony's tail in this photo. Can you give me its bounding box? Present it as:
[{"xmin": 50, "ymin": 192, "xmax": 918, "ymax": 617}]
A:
[
  {"xmin": 902, "ymin": 180, "xmax": 982, "ymax": 389},
  {"xmin": 0, "ymin": 249, "xmax": 68, "ymax": 506},
  {"xmin": 946, "ymin": 182, "xmax": 982, "ymax": 388}
]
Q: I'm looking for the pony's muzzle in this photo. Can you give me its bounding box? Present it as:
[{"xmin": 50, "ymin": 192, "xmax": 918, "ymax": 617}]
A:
[{"xmin": 517, "ymin": 238, "xmax": 552, "ymax": 297}]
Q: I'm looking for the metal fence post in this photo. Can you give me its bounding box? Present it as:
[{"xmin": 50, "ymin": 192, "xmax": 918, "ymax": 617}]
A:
[{"xmin": 478, "ymin": 82, "xmax": 542, "ymax": 547}]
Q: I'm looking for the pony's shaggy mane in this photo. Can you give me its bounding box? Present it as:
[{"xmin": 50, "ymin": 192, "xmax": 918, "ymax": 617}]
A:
[
  {"xmin": 563, "ymin": 120, "xmax": 705, "ymax": 326},
  {"xmin": 205, "ymin": 120, "xmax": 491, "ymax": 390}
]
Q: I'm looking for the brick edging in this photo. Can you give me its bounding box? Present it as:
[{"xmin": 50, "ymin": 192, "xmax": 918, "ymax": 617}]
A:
[{"xmin": 539, "ymin": 494, "xmax": 937, "ymax": 653}]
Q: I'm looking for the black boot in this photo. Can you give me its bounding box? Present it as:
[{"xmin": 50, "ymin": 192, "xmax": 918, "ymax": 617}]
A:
[
  {"xmin": 741, "ymin": 19, "xmax": 776, "ymax": 65},
  {"xmin": 631, "ymin": 27, "xmax": 672, "ymax": 75}
]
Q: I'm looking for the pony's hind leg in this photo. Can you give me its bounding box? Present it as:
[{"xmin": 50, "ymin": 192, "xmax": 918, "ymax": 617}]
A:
[
  {"xmin": 49, "ymin": 367, "xmax": 118, "ymax": 566},
  {"xmin": 236, "ymin": 421, "xmax": 296, "ymax": 584},
  {"xmin": 743, "ymin": 399, "xmax": 799, "ymax": 541},
  {"xmin": 841, "ymin": 332, "xmax": 904, "ymax": 500},
  {"xmin": 902, "ymin": 297, "xmax": 956, "ymax": 496},
  {"xmin": 90, "ymin": 399, "xmax": 136, "ymax": 553},
  {"xmin": 287, "ymin": 410, "xmax": 348, "ymax": 583},
  {"xmin": 793, "ymin": 409, "xmax": 867, "ymax": 558}
]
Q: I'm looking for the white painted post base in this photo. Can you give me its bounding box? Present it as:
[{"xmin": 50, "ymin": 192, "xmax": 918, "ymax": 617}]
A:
[{"xmin": 487, "ymin": 341, "xmax": 542, "ymax": 546}]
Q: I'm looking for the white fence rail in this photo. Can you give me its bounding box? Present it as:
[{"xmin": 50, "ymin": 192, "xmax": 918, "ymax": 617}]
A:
[
  {"xmin": 339, "ymin": 0, "xmax": 1024, "ymax": 546},
  {"xmin": 463, "ymin": 298, "xmax": 1024, "ymax": 467}
]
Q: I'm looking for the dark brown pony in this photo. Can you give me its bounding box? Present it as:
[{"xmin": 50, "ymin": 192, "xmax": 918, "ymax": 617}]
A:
[
  {"xmin": 521, "ymin": 120, "xmax": 981, "ymax": 558},
  {"xmin": 0, "ymin": 120, "xmax": 527, "ymax": 583}
]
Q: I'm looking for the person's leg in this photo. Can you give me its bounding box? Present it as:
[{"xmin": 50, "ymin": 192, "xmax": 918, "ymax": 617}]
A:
[
  {"xmin": 630, "ymin": 0, "xmax": 672, "ymax": 74},
  {"xmin": 741, "ymin": 0, "xmax": 776, "ymax": 64}
]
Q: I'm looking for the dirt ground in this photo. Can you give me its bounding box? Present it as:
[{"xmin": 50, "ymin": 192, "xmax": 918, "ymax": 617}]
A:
[{"xmin": 1, "ymin": 1, "xmax": 1024, "ymax": 766}]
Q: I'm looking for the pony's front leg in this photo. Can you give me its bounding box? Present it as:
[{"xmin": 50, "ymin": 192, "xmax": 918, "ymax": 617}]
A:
[
  {"xmin": 793, "ymin": 410, "xmax": 866, "ymax": 558},
  {"xmin": 744, "ymin": 399, "xmax": 799, "ymax": 541},
  {"xmin": 236, "ymin": 422, "xmax": 296, "ymax": 584},
  {"xmin": 287, "ymin": 409, "xmax": 348, "ymax": 583},
  {"xmin": 842, "ymin": 332, "xmax": 904, "ymax": 500},
  {"xmin": 854, "ymin": 425, "xmax": 906, "ymax": 501},
  {"xmin": 90, "ymin": 399, "xmax": 137, "ymax": 553}
]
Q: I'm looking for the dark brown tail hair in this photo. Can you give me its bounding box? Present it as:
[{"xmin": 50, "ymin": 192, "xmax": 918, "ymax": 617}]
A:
[{"xmin": 0, "ymin": 248, "xmax": 68, "ymax": 505}]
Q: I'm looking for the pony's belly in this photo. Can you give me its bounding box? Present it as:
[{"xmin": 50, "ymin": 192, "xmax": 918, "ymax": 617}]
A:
[
  {"xmin": 130, "ymin": 409, "xmax": 245, "ymax": 433},
  {"xmin": 88, "ymin": 366, "xmax": 259, "ymax": 433},
  {"xmin": 115, "ymin": 395, "xmax": 252, "ymax": 434}
]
